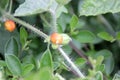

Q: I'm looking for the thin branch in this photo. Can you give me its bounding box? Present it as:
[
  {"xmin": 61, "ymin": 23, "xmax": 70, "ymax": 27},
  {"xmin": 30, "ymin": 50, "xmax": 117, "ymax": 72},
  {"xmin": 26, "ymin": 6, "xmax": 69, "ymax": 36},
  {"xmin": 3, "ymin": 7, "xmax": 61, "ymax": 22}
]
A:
[
  {"xmin": 0, "ymin": 8, "xmax": 48, "ymax": 39},
  {"xmin": 58, "ymin": 46, "xmax": 85, "ymax": 78},
  {"xmin": 69, "ymin": 41, "xmax": 93, "ymax": 68}
]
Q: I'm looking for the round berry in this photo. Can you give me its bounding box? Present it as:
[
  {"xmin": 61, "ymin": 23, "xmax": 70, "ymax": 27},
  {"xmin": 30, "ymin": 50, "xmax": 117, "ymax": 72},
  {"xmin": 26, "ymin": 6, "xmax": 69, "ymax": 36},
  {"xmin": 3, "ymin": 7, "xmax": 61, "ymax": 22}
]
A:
[
  {"xmin": 4, "ymin": 20, "xmax": 16, "ymax": 32},
  {"xmin": 50, "ymin": 32, "xmax": 63, "ymax": 45}
]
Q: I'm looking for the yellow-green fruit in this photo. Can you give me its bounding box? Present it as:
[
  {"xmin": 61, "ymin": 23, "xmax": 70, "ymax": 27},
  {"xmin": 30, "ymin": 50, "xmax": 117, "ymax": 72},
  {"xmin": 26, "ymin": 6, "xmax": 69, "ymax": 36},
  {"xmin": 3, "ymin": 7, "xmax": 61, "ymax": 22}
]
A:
[{"xmin": 61, "ymin": 34, "xmax": 72, "ymax": 45}]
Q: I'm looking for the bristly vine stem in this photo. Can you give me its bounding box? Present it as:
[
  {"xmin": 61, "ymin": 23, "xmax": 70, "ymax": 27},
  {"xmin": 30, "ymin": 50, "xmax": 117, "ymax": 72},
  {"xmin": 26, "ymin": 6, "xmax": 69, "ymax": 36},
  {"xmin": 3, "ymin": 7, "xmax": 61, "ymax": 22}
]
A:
[
  {"xmin": 0, "ymin": 8, "xmax": 48, "ymax": 39},
  {"xmin": 0, "ymin": 7, "xmax": 85, "ymax": 78},
  {"xmin": 58, "ymin": 46, "xmax": 85, "ymax": 78},
  {"xmin": 69, "ymin": 41, "xmax": 93, "ymax": 69}
]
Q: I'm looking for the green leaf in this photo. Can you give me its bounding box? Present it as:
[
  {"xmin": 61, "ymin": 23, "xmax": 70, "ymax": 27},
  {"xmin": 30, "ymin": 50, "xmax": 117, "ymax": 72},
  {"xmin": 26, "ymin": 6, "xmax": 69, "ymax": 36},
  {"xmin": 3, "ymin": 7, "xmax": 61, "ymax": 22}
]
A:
[
  {"xmin": 22, "ymin": 55, "xmax": 34, "ymax": 64},
  {"xmin": 0, "ymin": 60, "xmax": 6, "ymax": 67},
  {"xmin": 94, "ymin": 71, "xmax": 103, "ymax": 80},
  {"xmin": 4, "ymin": 37, "xmax": 19, "ymax": 56},
  {"xmin": 15, "ymin": 0, "xmax": 25, "ymax": 4},
  {"xmin": 0, "ymin": 0, "xmax": 9, "ymax": 9},
  {"xmin": 58, "ymin": 13, "xmax": 71, "ymax": 32},
  {"xmin": 73, "ymin": 30, "xmax": 96, "ymax": 43},
  {"xmin": 24, "ymin": 67, "xmax": 53, "ymax": 80},
  {"xmin": 95, "ymin": 50, "xmax": 114, "ymax": 75},
  {"xmin": 57, "ymin": 24, "xmax": 63, "ymax": 33},
  {"xmin": 116, "ymin": 32, "xmax": 120, "ymax": 40},
  {"xmin": 96, "ymin": 64, "xmax": 105, "ymax": 72},
  {"xmin": 96, "ymin": 56, "xmax": 104, "ymax": 66},
  {"xmin": 53, "ymin": 62, "xmax": 60, "ymax": 70},
  {"xmin": 20, "ymin": 27, "xmax": 28, "ymax": 47},
  {"xmin": 56, "ymin": 6, "xmax": 68, "ymax": 18},
  {"xmin": 22, "ymin": 64, "xmax": 34, "ymax": 76},
  {"xmin": 39, "ymin": 67, "xmax": 53, "ymax": 80},
  {"xmin": 60, "ymin": 62, "xmax": 69, "ymax": 71},
  {"xmin": 97, "ymin": 32, "xmax": 115, "ymax": 42},
  {"xmin": 49, "ymin": 0, "xmax": 58, "ymax": 12},
  {"xmin": 70, "ymin": 15, "xmax": 78, "ymax": 31},
  {"xmin": 40, "ymin": 49, "xmax": 53, "ymax": 70},
  {"xmin": 55, "ymin": 0, "xmax": 71, "ymax": 5},
  {"xmin": 14, "ymin": 0, "xmax": 52, "ymax": 16},
  {"xmin": 62, "ymin": 45, "xmax": 72, "ymax": 55},
  {"xmin": 79, "ymin": 0, "xmax": 120, "ymax": 16},
  {"xmin": 5, "ymin": 54, "xmax": 22, "ymax": 76},
  {"xmin": 75, "ymin": 58, "xmax": 87, "ymax": 67},
  {"xmin": 0, "ymin": 27, "xmax": 19, "ymax": 54}
]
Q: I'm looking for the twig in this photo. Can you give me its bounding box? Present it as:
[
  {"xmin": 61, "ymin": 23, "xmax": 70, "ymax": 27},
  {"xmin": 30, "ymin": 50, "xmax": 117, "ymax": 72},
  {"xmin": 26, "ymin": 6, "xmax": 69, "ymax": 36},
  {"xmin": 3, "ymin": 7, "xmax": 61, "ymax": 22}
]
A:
[
  {"xmin": 58, "ymin": 46, "xmax": 85, "ymax": 78},
  {"xmin": 0, "ymin": 8, "xmax": 48, "ymax": 39},
  {"xmin": 69, "ymin": 41, "xmax": 93, "ymax": 68}
]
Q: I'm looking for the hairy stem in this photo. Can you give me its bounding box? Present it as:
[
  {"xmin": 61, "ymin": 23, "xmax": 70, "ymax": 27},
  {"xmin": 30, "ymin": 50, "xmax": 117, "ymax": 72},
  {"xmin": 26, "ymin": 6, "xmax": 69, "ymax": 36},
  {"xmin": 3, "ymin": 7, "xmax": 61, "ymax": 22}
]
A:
[
  {"xmin": 0, "ymin": 8, "xmax": 48, "ymax": 39},
  {"xmin": 69, "ymin": 41, "xmax": 93, "ymax": 68},
  {"xmin": 58, "ymin": 47, "xmax": 85, "ymax": 78}
]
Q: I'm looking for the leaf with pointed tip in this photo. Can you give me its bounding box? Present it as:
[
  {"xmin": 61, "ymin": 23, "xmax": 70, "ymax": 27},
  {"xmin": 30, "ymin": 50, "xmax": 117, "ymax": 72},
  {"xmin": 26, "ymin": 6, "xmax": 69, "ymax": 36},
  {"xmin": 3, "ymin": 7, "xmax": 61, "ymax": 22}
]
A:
[
  {"xmin": 20, "ymin": 27, "xmax": 28, "ymax": 47},
  {"xmin": 70, "ymin": 15, "xmax": 78, "ymax": 31},
  {"xmin": 5, "ymin": 55, "xmax": 22, "ymax": 76},
  {"xmin": 95, "ymin": 50, "xmax": 114, "ymax": 75},
  {"xmin": 73, "ymin": 30, "xmax": 96, "ymax": 43},
  {"xmin": 22, "ymin": 64, "xmax": 34, "ymax": 76},
  {"xmin": 97, "ymin": 32, "xmax": 115, "ymax": 42},
  {"xmin": 40, "ymin": 49, "xmax": 53, "ymax": 70}
]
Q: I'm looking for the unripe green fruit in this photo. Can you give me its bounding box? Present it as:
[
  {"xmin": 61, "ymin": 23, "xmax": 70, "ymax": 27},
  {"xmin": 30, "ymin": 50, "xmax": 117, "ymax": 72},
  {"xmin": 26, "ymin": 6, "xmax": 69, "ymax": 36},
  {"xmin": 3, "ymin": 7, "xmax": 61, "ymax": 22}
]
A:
[{"xmin": 61, "ymin": 34, "xmax": 72, "ymax": 45}]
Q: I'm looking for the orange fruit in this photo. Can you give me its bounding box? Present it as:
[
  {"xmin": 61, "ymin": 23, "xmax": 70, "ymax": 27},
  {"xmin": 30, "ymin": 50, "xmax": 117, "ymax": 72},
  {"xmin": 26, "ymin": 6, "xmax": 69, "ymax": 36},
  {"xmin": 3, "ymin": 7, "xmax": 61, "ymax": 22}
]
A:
[
  {"xmin": 50, "ymin": 32, "xmax": 63, "ymax": 45},
  {"xmin": 4, "ymin": 20, "xmax": 16, "ymax": 32}
]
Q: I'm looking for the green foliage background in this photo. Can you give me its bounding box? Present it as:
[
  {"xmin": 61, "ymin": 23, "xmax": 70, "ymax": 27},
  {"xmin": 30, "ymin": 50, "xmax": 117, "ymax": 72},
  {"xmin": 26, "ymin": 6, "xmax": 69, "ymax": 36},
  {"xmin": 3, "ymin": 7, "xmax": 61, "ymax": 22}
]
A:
[{"xmin": 0, "ymin": 0, "xmax": 120, "ymax": 80}]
